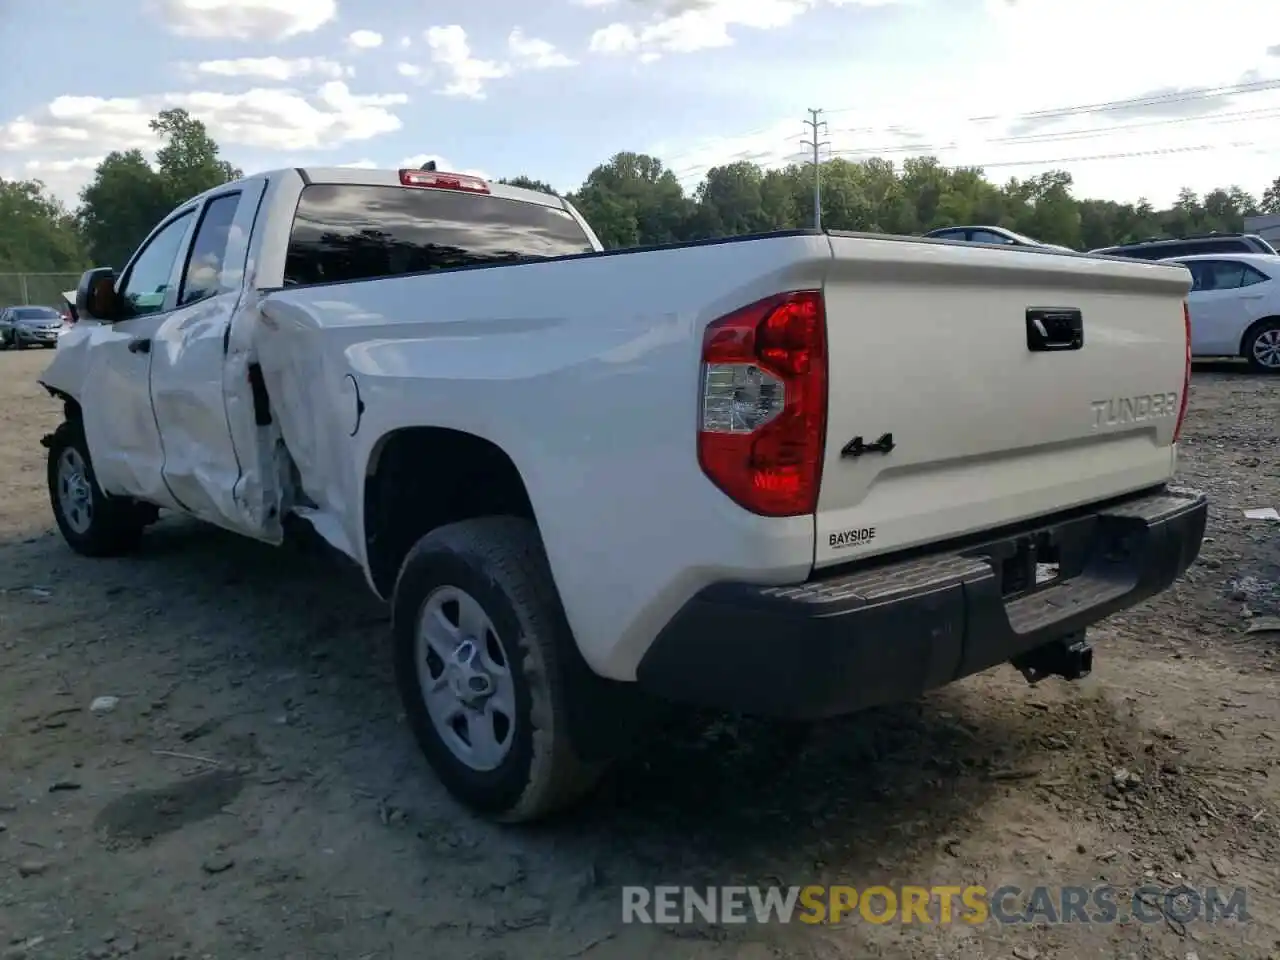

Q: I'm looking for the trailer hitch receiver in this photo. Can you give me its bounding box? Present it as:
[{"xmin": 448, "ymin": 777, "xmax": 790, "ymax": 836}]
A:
[{"xmin": 1011, "ymin": 633, "xmax": 1093, "ymax": 685}]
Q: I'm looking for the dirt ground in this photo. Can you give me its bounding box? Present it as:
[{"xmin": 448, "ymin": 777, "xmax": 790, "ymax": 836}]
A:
[{"xmin": 1, "ymin": 347, "xmax": 1277, "ymax": 960}]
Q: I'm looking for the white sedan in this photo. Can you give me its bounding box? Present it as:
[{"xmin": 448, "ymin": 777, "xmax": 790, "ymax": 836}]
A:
[{"xmin": 1162, "ymin": 253, "xmax": 1280, "ymax": 372}]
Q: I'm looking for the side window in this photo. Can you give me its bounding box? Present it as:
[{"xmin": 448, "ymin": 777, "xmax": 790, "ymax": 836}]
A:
[
  {"xmin": 1240, "ymin": 264, "xmax": 1271, "ymax": 287},
  {"xmin": 1204, "ymin": 260, "xmax": 1248, "ymax": 290},
  {"xmin": 179, "ymin": 193, "xmax": 241, "ymax": 307},
  {"xmin": 930, "ymin": 229, "xmax": 965, "ymax": 241},
  {"xmin": 970, "ymin": 229, "xmax": 1013, "ymax": 244},
  {"xmin": 1181, "ymin": 262, "xmax": 1206, "ymax": 292},
  {"xmin": 119, "ymin": 212, "xmax": 194, "ymax": 317}
]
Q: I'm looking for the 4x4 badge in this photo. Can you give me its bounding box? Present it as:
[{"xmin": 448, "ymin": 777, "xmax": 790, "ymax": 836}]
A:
[{"xmin": 840, "ymin": 432, "xmax": 895, "ymax": 458}]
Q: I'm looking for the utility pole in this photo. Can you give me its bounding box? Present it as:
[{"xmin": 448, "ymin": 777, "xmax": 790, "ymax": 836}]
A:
[{"xmin": 801, "ymin": 108, "xmax": 829, "ymax": 231}]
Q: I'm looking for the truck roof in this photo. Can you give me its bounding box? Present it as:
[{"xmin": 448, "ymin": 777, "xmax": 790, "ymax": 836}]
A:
[{"xmin": 187, "ymin": 166, "xmax": 566, "ymax": 210}]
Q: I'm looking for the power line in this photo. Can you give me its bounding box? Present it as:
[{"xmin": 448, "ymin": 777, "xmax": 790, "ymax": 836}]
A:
[
  {"xmin": 780, "ymin": 141, "xmax": 1274, "ymax": 174},
  {"xmin": 800, "ymin": 108, "xmax": 829, "ymax": 230},
  {"xmin": 954, "ymin": 141, "xmax": 1272, "ymax": 171},
  {"xmin": 827, "ymin": 77, "xmax": 1280, "ymax": 123},
  {"xmin": 667, "ymin": 107, "xmax": 1280, "ymax": 182},
  {"xmin": 660, "ymin": 76, "xmax": 1280, "ymax": 169},
  {"xmin": 819, "ymin": 113, "xmax": 1280, "ymax": 159}
]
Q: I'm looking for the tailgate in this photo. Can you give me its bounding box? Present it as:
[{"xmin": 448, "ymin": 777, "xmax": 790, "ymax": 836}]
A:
[{"xmin": 815, "ymin": 236, "xmax": 1191, "ymax": 569}]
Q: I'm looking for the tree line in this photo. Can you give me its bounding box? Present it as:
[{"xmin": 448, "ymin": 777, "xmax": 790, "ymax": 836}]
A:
[{"xmin": 3, "ymin": 107, "xmax": 1280, "ymax": 280}]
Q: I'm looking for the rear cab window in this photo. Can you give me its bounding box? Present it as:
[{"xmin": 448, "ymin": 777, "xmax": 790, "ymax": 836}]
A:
[{"xmin": 283, "ymin": 184, "xmax": 597, "ymax": 286}]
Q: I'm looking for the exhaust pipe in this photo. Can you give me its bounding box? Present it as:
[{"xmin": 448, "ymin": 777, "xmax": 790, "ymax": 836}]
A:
[{"xmin": 1012, "ymin": 633, "xmax": 1093, "ymax": 685}]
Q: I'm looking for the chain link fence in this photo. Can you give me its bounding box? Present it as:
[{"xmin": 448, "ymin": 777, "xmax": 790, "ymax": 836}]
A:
[{"xmin": 0, "ymin": 273, "xmax": 83, "ymax": 308}]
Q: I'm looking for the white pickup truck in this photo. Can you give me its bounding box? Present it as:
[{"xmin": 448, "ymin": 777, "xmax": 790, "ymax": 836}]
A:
[{"xmin": 39, "ymin": 165, "xmax": 1207, "ymax": 822}]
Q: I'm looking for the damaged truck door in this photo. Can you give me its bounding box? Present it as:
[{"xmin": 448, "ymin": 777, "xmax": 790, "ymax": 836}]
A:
[
  {"xmin": 147, "ymin": 180, "xmax": 269, "ymax": 536},
  {"xmin": 48, "ymin": 179, "xmax": 274, "ymax": 542}
]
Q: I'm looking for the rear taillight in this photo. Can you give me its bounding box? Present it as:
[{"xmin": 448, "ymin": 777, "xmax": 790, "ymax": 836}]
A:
[
  {"xmin": 398, "ymin": 168, "xmax": 490, "ymax": 193},
  {"xmin": 1173, "ymin": 300, "xmax": 1191, "ymax": 443},
  {"xmin": 697, "ymin": 290, "xmax": 827, "ymax": 516}
]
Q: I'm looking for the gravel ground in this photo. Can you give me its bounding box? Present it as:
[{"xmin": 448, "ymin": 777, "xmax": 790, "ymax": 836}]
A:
[{"xmin": 0, "ymin": 348, "xmax": 1277, "ymax": 960}]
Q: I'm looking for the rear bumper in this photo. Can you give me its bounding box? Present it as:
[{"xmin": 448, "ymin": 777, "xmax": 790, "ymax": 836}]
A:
[{"xmin": 635, "ymin": 486, "xmax": 1207, "ymax": 719}]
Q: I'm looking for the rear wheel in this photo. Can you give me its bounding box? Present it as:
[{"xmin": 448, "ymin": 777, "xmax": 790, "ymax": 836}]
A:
[
  {"xmin": 391, "ymin": 517, "xmax": 606, "ymax": 822},
  {"xmin": 1244, "ymin": 320, "xmax": 1280, "ymax": 374},
  {"xmin": 46, "ymin": 421, "xmax": 148, "ymax": 556}
]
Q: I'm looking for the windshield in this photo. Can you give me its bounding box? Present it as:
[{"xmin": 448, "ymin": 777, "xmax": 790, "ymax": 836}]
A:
[
  {"xmin": 1254, "ymin": 236, "xmax": 1278, "ymax": 255},
  {"xmin": 284, "ymin": 184, "xmax": 596, "ymax": 286},
  {"xmin": 14, "ymin": 307, "xmax": 62, "ymax": 321}
]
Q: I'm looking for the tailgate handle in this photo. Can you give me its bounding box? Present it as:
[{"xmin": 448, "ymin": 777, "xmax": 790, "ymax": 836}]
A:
[{"xmin": 1026, "ymin": 308, "xmax": 1083, "ymax": 352}]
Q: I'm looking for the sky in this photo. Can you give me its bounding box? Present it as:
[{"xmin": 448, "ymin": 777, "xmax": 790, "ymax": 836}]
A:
[{"xmin": 1, "ymin": 0, "xmax": 1279, "ymax": 211}]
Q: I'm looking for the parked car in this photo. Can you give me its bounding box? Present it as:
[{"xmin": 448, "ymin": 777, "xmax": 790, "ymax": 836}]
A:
[
  {"xmin": 36, "ymin": 165, "xmax": 1206, "ymax": 822},
  {"xmin": 923, "ymin": 225, "xmax": 1075, "ymax": 252},
  {"xmin": 1161, "ymin": 253, "xmax": 1280, "ymax": 372},
  {"xmin": 0, "ymin": 305, "xmax": 65, "ymax": 349},
  {"xmin": 1092, "ymin": 233, "xmax": 1278, "ymax": 260}
]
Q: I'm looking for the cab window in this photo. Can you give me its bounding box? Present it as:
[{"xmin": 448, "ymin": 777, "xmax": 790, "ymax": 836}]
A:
[
  {"xmin": 179, "ymin": 193, "xmax": 241, "ymax": 307},
  {"xmin": 119, "ymin": 212, "xmax": 194, "ymax": 317}
]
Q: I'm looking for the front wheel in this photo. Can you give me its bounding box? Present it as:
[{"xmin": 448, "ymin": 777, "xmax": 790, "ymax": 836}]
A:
[
  {"xmin": 391, "ymin": 517, "xmax": 606, "ymax": 822},
  {"xmin": 46, "ymin": 421, "xmax": 147, "ymax": 556},
  {"xmin": 1244, "ymin": 320, "xmax": 1280, "ymax": 374}
]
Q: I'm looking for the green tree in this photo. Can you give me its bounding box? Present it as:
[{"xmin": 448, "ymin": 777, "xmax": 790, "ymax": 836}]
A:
[
  {"xmin": 575, "ymin": 152, "xmax": 691, "ymax": 246},
  {"xmin": 0, "ymin": 178, "xmax": 87, "ymax": 274},
  {"xmin": 498, "ymin": 176, "xmax": 557, "ymax": 194},
  {"xmin": 566, "ymin": 182, "xmax": 640, "ymax": 249},
  {"xmin": 78, "ymin": 150, "xmax": 171, "ymax": 268},
  {"xmin": 78, "ymin": 109, "xmax": 242, "ymax": 267},
  {"xmin": 689, "ymin": 161, "xmax": 773, "ymax": 238},
  {"xmin": 150, "ymin": 108, "xmax": 242, "ymax": 209},
  {"xmin": 1261, "ymin": 177, "xmax": 1280, "ymax": 215}
]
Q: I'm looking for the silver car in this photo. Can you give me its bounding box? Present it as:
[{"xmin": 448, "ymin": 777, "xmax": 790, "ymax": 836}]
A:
[{"xmin": 0, "ymin": 305, "xmax": 66, "ymax": 349}]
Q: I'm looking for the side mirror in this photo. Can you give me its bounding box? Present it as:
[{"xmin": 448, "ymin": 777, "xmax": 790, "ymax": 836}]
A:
[{"xmin": 76, "ymin": 267, "xmax": 120, "ymax": 322}]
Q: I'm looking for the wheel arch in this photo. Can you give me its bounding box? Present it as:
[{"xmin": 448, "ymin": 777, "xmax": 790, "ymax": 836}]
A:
[
  {"xmin": 362, "ymin": 426, "xmax": 538, "ymax": 599},
  {"xmin": 1239, "ymin": 314, "xmax": 1280, "ymax": 358}
]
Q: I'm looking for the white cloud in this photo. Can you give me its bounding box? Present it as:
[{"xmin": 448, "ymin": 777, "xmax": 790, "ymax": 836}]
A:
[
  {"xmin": 573, "ymin": 0, "xmax": 618, "ymax": 6},
  {"xmin": 508, "ymin": 29, "xmax": 577, "ymax": 69},
  {"xmin": 347, "ymin": 29, "xmax": 384, "ymax": 50},
  {"xmin": 153, "ymin": 0, "xmax": 336, "ymax": 40},
  {"xmin": 337, "ymin": 159, "xmax": 379, "ymax": 168},
  {"xmin": 589, "ymin": 0, "xmax": 905, "ymax": 58},
  {"xmin": 2, "ymin": 82, "xmax": 409, "ymax": 160},
  {"xmin": 399, "ymin": 36, "xmax": 413, "ymax": 48},
  {"xmin": 396, "ymin": 63, "xmax": 424, "ymax": 78},
  {"xmin": 659, "ymin": 0, "xmax": 1280, "ymax": 210},
  {"xmin": 425, "ymin": 25, "xmax": 510, "ymax": 99},
  {"xmin": 192, "ymin": 57, "xmax": 352, "ymax": 81},
  {"xmin": 1, "ymin": 156, "xmax": 105, "ymax": 205}
]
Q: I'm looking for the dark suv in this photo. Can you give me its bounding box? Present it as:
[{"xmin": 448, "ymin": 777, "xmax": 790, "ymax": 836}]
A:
[{"xmin": 1090, "ymin": 233, "xmax": 1278, "ymax": 260}]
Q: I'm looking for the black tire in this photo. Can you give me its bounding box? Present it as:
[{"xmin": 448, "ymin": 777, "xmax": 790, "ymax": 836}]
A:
[
  {"xmin": 1243, "ymin": 319, "xmax": 1280, "ymax": 374},
  {"xmin": 46, "ymin": 421, "xmax": 147, "ymax": 557},
  {"xmin": 391, "ymin": 516, "xmax": 606, "ymax": 822}
]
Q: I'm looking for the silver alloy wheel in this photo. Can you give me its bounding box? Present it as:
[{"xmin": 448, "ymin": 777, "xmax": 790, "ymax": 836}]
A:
[
  {"xmin": 56, "ymin": 447, "xmax": 93, "ymax": 534},
  {"xmin": 1252, "ymin": 328, "xmax": 1280, "ymax": 370},
  {"xmin": 415, "ymin": 585, "xmax": 516, "ymax": 772}
]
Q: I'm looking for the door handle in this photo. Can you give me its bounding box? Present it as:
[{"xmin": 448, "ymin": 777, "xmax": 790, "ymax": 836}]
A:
[{"xmin": 127, "ymin": 338, "xmax": 151, "ymax": 354}]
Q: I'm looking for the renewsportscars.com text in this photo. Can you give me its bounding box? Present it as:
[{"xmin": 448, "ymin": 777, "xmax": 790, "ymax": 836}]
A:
[{"xmin": 621, "ymin": 885, "xmax": 1251, "ymax": 926}]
